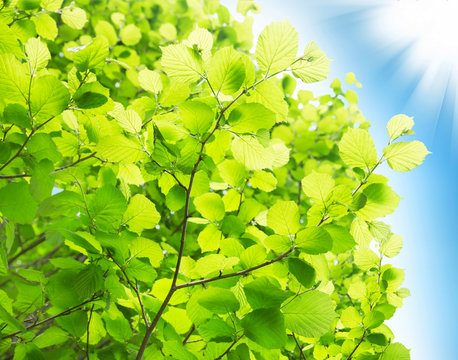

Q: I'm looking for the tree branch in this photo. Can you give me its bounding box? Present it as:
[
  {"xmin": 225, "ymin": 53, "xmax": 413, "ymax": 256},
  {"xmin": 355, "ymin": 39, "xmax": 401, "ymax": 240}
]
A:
[
  {"xmin": 1, "ymin": 295, "xmax": 101, "ymax": 340},
  {"xmin": 182, "ymin": 325, "xmax": 195, "ymax": 345},
  {"xmin": 86, "ymin": 304, "xmax": 95, "ymax": 359},
  {"xmin": 346, "ymin": 329, "xmax": 367, "ymax": 360},
  {"xmin": 8, "ymin": 234, "xmax": 45, "ymax": 265},
  {"xmin": 292, "ymin": 333, "xmax": 307, "ymax": 360},
  {"xmin": 215, "ymin": 335, "xmax": 244, "ymax": 360},
  {"xmin": 108, "ymin": 252, "xmax": 149, "ymax": 327},
  {"xmin": 175, "ymin": 248, "xmax": 295, "ymax": 290}
]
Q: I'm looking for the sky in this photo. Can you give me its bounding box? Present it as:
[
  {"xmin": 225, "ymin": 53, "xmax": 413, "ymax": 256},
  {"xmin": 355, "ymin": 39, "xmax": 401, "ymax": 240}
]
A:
[{"xmin": 222, "ymin": 0, "xmax": 458, "ymax": 358}]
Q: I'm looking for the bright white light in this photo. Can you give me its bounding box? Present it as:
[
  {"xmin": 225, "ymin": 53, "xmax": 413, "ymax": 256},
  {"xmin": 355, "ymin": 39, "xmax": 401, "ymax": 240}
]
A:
[{"xmin": 376, "ymin": 0, "xmax": 458, "ymax": 68}]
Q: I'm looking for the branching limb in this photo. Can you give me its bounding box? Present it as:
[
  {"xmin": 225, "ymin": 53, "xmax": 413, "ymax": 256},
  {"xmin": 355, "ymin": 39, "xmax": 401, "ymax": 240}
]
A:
[
  {"xmin": 346, "ymin": 329, "xmax": 367, "ymax": 360},
  {"xmin": 86, "ymin": 304, "xmax": 95, "ymax": 359},
  {"xmin": 8, "ymin": 233, "xmax": 45, "ymax": 265},
  {"xmin": 291, "ymin": 333, "xmax": 307, "ymax": 360},
  {"xmin": 215, "ymin": 335, "xmax": 244, "ymax": 360}
]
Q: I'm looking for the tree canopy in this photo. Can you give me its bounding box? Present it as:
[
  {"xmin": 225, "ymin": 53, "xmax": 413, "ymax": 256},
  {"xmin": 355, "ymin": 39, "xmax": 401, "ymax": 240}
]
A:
[{"xmin": 0, "ymin": 0, "xmax": 428, "ymax": 359}]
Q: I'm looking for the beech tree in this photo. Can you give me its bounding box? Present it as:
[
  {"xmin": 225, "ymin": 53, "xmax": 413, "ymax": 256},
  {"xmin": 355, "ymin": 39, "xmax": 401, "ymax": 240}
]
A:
[{"xmin": 0, "ymin": 0, "xmax": 429, "ymax": 359}]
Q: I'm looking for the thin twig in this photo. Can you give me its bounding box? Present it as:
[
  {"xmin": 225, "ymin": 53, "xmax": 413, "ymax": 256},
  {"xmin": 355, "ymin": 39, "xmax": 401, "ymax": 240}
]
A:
[
  {"xmin": 107, "ymin": 252, "xmax": 149, "ymax": 327},
  {"xmin": 346, "ymin": 329, "xmax": 367, "ymax": 360},
  {"xmin": 182, "ymin": 325, "xmax": 195, "ymax": 344},
  {"xmin": 8, "ymin": 234, "xmax": 45, "ymax": 265},
  {"xmin": 292, "ymin": 333, "xmax": 307, "ymax": 360},
  {"xmin": 86, "ymin": 304, "xmax": 95, "ymax": 359},
  {"xmin": 215, "ymin": 335, "xmax": 244, "ymax": 360}
]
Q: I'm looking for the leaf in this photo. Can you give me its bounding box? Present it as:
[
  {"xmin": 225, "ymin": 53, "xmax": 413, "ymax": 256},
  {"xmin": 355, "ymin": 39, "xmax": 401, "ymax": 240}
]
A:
[
  {"xmin": 0, "ymin": 23, "xmax": 22, "ymax": 57},
  {"xmin": 301, "ymin": 171, "xmax": 335, "ymax": 205},
  {"xmin": 244, "ymin": 277, "xmax": 289, "ymax": 309},
  {"xmin": 25, "ymin": 37, "xmax": 51, "ymax": 71},
  {"xmin": 256, "ymin": 20, "xmax": 298, "ymax": 74},
  {"xmin": 356, "ymin": 183, "xmax": 401, "ymax": 220},
  {"xmin": 291, "ymin": 41, "xmax": 331, "ymax": 83},
  {"xmin": 193, "ymin": 193, "xmax": 225, "ymax": 222},
  {"xmin": 386, "ymin": 114, "xmax": 414, "ymax": 140},
  {"xmin": 354, "ymin": 248, "xmax": 379, "ymax": 270},
  {"xmin": 198, "ymin": 287, "xmax": 240, "ymax": 314},
  {"xmin": 138, "ymin": 68, "xmax": 162, "ymax": 94},
  {"xmin": 383, "ymin": 141, "xmax": 430, "ymax": 172},
  {"xmin": 89, "ymin": 185, "xmax": 127, "ymax": 232},
  {"xmin": 197, "ymin": 224, "xmax": 222, "ymax": 253},
  {"xmin": 325, "ymin": 225, "xmax": 357, "ymax": 254},
  {"xmin": 217, "ymin": 160, "xmax": 248, "ymax": 187},
  {"xmin": 129, "ymin": 237, "xmax": 163, "ymax": 267},
  {"xmin": 250, "ymin": 170, "xmax": 277, "ymax": 192},
  {"xmin": 120, "ymin": 24, "xmax": 142, "ymax": 46},
  {"xmin": 30, "ymin": 75, "xmax": 70, "ymax": 121},
  {"xmin": 123, "ymin": 194, "xmax": 161, "ymax": 234},
  {"xmin": 288, "ymin": 258, "xmax": 316, "ymax": 288},
  {"xmin": 208, "ymin": 46, "xmax": 245, "ymax": 95},
  {"xmin": 381, "ymin": 343, "xmax": 411, "ymax": 360},
  {"xmin": 0, "ymin": 182, "xmax": 37, "ymax": 224},
  {"xmin": 296, "ymin": 227, "xmax": 333, "ymax": 254},
  {"xmin": 339, "ymin": 128, "xmax": 378, "ymax": 170},
  {"xmin": 198, "ymin": 319, "xmax": 234, "ymax": 342},
  {"xmin": 179, "ymin": 100, "xmax": 214, "ymax": 135},
  {"xmin": 247, "ymin": 80, "xmax": 288, "ymax": 121},
  {"xmin": 72, "ymin": 37, "xmax": 109, "ymax": 72},
  {"xmin": 282, "ymin": 290, "xmax": 335, "ymax": 337},
  {"xmin": 73, "ymin": 265, "xmax": 104, "ymax": 299},
  {"xmin": 186, "ymin": 27, "xmax": 213, "ymax": 52},
  {"xmin": 161, "ymin": 44, "xmax": 205, "ymax": 83},
  {"xmin": 380, "ymin": 234, "xmax": 403, "ymax": 258},
  {"xmin": 113, "ymin": 108, "xmax": 142, "ymax": 134},
  {"xmin": 0, "ymin": 304, "xmax": 26, "ymax": 332},
  {"xmin": 267, "ymin": 200, "xmax": 300, "ymax": 236},
  {"xmin": 363, "ymin": 310, "xmax": 385, "ymax": 329},
  {"xmin": 97, "ymin": 135, "xmax": 144, "ymax": 163},
  {"xmin": 228, "ymin": 103, "xmax": 276, "ymax": 133},
  {"xmin": 61, "ymin": 6, "xmax": 87, "ymax": 30},
  {"xmin": 32, "ymin": 13, "xmax": 58, "ymax": 41},
  {"xmin": 0, "ymin": 53, "xmax": 28, "ymax": 105},
  {"xmin": 241, "ymin": 308, "xmax": 286, "ymax": 349},
  {"xmin": 231, "ymin": 136, "xmax": 275, "ymax": 171}
]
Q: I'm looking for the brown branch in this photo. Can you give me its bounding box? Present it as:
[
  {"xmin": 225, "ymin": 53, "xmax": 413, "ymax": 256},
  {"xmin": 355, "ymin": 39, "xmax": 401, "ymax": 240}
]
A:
[
  {"xmin": 346, "ymin": 329, "xmax": 367, "ymax": 360},
  {"xmin": 292, "ymin": 333, "xmax": 307, "ymax": 360},
  {"xmin": 107, "ymin": 252, "xmax": 149, "ymax": 327},
  {"xmin": 175, "ymin": 248, "xmax": 295, "ymax": 290},
  {"xmin": 0, "ymin": 116, "xmax": 56, "ymax": 173},
  {"xmin": 215, "ymin": 335, "xmax": 244, "ymax": 360},
  {"xmin": 182, "ymin": 325, "xmax": 195, "ymax": 344},
  {"xmin": 86, "ymin": 304, "xmax": 95, "ymax": 359},
  {"xmin": 1, "ymin": 295, "xmax": 101, "ymax": 340},
  {"xmin": 8, "ymin": 234, "xmax": 45, "ymax": 265}
]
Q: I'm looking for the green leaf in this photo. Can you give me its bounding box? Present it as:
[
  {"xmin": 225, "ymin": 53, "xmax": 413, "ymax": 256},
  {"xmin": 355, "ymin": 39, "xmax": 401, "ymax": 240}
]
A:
[
  {"xmin": 0, "ymin": 23, "xmax": 22, "ymax": 57},
  {"xmin": 193, "ymin": 193, "xmax": 225, "ymax": 222},
  {"xmin": 208, "ymin": 46, "xmax": 245, "ymax": 95},
  {"xmin": 380, "ymin": 234, "xmax": 403, "ymax": 258},
  {"xmin": 123, "ymin": 194, "xmax": 161, "ymax": 234},
  {"xmin": 179, "ymin": 100, "xmax": 214, "ymax": 135},
  {"xmin": 256, "ymin": 20, "xmax": 298, "ymax": 74},
  {"xmin": 231, "ymin": 135, "xmax": 277, "ymax": 171},
  {"xmin": 73, "ymin": 265, "xmax": 104, "ymax": 300},
  {"xmin": 31, "ymin": 75, "xmax": 70, "ymax": 121},
  {"xmin": 61, "ymin": 6, "xmax": 87, "ymax": 30},
  {"xmin": 339, "ymin": 128, "xmax": 378, "ymax": 170},
  {"xmin": 288, "ymin": 258, "xmax": 316, "ymax": 288},
  {"xmin": 32, "ymin": 13, "xmax": 58, "ymax": 41},
  {"xmin": 363, "ymin": 310, "xmax": 385, "ymax": 329},
  {"xmin": 186, "ymin": 27, "xmax": 213, "ymax": 52},
  {"xmin": 138, "ymin": 68, "xmax": 163, "ymax": 94},
  {"xmin": 161, "ymin": 44, "xmax": 205, "ymax": 83},
  {"xmin": 241, "ymin": 308, "xmax": 286, "ymax": 349},
  {"xmin": 386, "ymin": 114, "xmax": 414, "ymax": 140},
  {"xmin": 198, "ymin": 319, "xmax": 234, "ymax": 342},
  {"xmin": 354, "ymin": 248, "xmax": 379, "ymax": 270},
  {"xmin": 72, "ymin": 37, "xmax": 109, "ymax": 72},
  {"xmin": 97, "ymin": 135, "xmax": 144, "ymax": 163},
  {"xmin": 383, "ymin": 141, "xmax": 430, "ymax": 172},
  {"xmin": 282, "ymin": 290, "xmax": 335, "ymax": 337},
  {"xmin": 114, "ymin": 108, "xmax": 142, "ymax": 134},
  {"xmin": 25, "ymin": 37, "xmax": 51, "ymax": 71},
  {"xmin": 228, "ymin": 103, "xmax": 276, "ymax": 133},
  {"xmin": 217, "ymin": 159, "xmax": 248, "ymax": 187},
  {"xmin": 267, "ymin": 200, "xmax": 300, "ymax": 236},
  {"xmin": 356, "ymin": 183, "xmax": 400, "ymax": 220},
  {"xmin": 301, "ymin": 171, "xmax": 335, "ymax": 205},
  {"xmin": 197, "ymin": 224, "xmax": 222, "ymax": 253},
  {"xmin": 89, "ymin": 185, "xmax": 127, "ymax": 232},
  {"xmin": 244, "ymin": 277, "xmax": 289, "ymax": 309},
  {"xmin": 198, "ymin": 287, "xmax": 240, "ymax": 314},
  {"xmin": 325, "ymin": 225, "xmax": 356, "ymax": 254},
  {"xmin": 129, "ymin": 237, "xmax": 163, "ymax": 267},
  {"xmin": 120, "ymin": 24, "xmax": 142, "ymax": 46},
  {"xmin": 296, "ymin": 227, "xmax": 333, "ymax": 254},
  {"xmin": 0, "ymin": 182, "xmax": 37, "ymax": 224},
  {"xmin": 250, "ymin": 170, "xmax": 277, "ymax": 192},
  {"xmin": 291, "ymin": 41, "xmax": 331, "ymax": 83},
  {"xmin": 0, "ymin": 53, "xmax": 28, "ymax": 105},
  {"xmin": 381, "ymin": 343, "xmax": 411, "ymax": 360},
  {"xmin": 0, "ymin": 304, "xmax": 26, "ymax": 332}
]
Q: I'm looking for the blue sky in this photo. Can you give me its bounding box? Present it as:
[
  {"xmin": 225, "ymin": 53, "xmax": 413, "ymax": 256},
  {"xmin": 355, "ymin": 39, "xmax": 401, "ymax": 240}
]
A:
[{"xmin": 223, "ymin": 1, "xmax": 458, "ymax": 358}]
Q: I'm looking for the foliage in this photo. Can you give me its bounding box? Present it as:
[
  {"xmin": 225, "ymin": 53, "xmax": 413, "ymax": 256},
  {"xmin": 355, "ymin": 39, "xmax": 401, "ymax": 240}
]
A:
[{"xmin": 0, "ymin": 0, "xmax": 428, "ymax": 359}]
